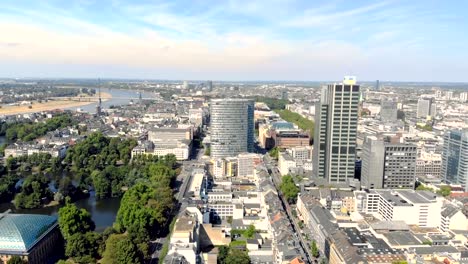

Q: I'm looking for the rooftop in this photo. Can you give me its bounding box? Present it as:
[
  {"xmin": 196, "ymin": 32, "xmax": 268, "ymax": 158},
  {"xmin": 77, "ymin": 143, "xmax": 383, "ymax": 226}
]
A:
[
  {"xmin": 0, "ymin": 213, "xmax": 58, "ymax": 253},
  {"xmin": 384, "ymin": 231, "xmax": 422, "ymax": 246}
]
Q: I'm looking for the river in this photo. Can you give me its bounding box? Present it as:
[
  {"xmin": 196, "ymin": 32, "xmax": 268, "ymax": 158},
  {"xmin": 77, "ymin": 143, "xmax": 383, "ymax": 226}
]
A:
[{"xmin": 65, "ymin": 88, "xmax": 155, "ymax": 113}]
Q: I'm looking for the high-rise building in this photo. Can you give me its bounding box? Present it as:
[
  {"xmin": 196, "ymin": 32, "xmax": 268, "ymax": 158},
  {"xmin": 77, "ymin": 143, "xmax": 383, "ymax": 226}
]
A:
[
  {"xmin": 207, "ymin": 80, "xmax": 213, "ymax": 91},
  {"xmin": 375, "ymin": 80, "xmax": 380, "ymax": 90},
  {"xmin": 441, "ymin": 130, "xmax": 468, "ymax": 191},
  {"xmin": 281, "ymin": 90, "xmax": 288, "ymax": 100},
  {"xmin": 313, "ymin": 77, "xmax": 360, "ymax": 183},
  {"xmin": 361, "ymin": 136, "xmax": 417, "ymax": 190},
  {"xmin": 210, "ymin": 99, "xmax": 254, "ymax": 158},
  {"xmin": 445, "ymin": 91, "xmax": 453, "ymax": 100},
  {"xmin": 183, "ymin": 81, "xmax": 189, "ymax": 90},
  {"xmin": 417, "ymin": 98, "xmax": 436, "ymax": 118},
  {"xmin": 460, "ymin": 92, "xmax": 468, "ymax": 102},
  {"xmin": 380, "ymin": 99, "xmax": 398, "ymax": 122}
]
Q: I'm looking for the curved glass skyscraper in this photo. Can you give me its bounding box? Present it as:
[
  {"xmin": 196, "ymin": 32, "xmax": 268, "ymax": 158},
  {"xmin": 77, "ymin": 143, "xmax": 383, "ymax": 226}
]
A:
[{"xmin": 210, "ymin": 99, "xmax": 254, "ymax": 158}]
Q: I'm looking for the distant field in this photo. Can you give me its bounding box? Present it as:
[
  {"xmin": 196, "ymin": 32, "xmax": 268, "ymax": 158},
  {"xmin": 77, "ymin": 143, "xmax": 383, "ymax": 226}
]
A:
[{"xmin": 0, "ymin": 92, "xmax": 111, "ymax": 115}]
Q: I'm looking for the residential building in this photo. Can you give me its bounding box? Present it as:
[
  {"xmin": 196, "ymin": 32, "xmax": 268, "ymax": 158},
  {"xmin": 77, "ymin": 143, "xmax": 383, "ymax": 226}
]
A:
[
  {"xmin": 168, "ymin": 209, "xmax": 200, "ymax": 264},
  {"xmin": 296, "ymin": 194, "xmax": 338, "ymax": 253},
  {"xmin": 441, "ymin": 130, "xmax": 468, "ymax": 191},
  {"xmin": 210, "ymin": 99, "xmax": 254, "ymax": 158},
  {"xmin": 417, "ymin": 98, "xmax": 436, "ymax": 118},
  {"xmin": 440, "ymin": 204, "xmax": 468, "ymax": 232},
  {"xmin": 313, "ymin": 77, "xmax": 360, "ymax": 183},
  {"xmin": 0, "ymin": 213, "xmax": 63, "ymax": 264},
  {"xmin": 361, "ymin": 136, "xmax": 417, "ymax": 189}
]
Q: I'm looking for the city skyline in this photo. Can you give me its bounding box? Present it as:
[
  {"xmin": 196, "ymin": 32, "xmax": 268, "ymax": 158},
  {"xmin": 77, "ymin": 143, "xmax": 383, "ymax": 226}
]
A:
[{"xmin": 1, "ymin": 0, "xmax": 468, "ymax": 81}]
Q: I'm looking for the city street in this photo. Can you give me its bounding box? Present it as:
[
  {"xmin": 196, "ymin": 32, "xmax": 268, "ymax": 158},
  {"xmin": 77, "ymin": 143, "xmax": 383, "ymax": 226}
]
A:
[
  {"xmin": 148, "ymin": 147, "xmax": 205, "ymax": 263},
  {"xmin": 264, "ymin": 154, "xmax": 313, "ymax": 263}
]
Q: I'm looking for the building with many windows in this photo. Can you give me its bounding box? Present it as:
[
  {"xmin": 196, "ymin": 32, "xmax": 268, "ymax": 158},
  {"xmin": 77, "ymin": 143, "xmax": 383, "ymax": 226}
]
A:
[
  {"xmin": 416, "ymin": 152, "xmax": 442, "ymax": 179},
  {"xmin": 359, "ymin": 190, "xmax": 443, "ymax": 228},
  {"xmin": 441, "ymin": 130, "xmax": 468, "ymax": 191},
  {"xmin": 361, "ymin": 136, "xmax": 417, "ymax": 190},
  {"xmin": 313, "ymin": 77, "xmax": 360, "ymax": 183},
  {"xmin": 417, "ymin": 98, "xmax": 436, "ymax": 119},
  {"xmin": 210, "ymin": 99, "xmax": 254, "ymax": 158},
  {"xmin": 380, "ymin": 99, "xmax": 398, "ymax": 122}
]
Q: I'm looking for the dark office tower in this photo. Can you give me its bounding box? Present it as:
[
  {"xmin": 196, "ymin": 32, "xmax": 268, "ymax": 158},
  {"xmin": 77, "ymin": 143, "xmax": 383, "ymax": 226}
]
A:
[
  {"xmin": 441, "ymin": 130, "xmax": 468, "ymax": 191},
  {"xmin": 313, "ymin": 77, "xmax": 360, "ymax": 183},
  {"xmin": 361, "ymin": 136, "xmax": 417, "ymax": 190},
  {"xmin": 207, "ymin": 80, "xmax": 213, "ymax": 92},
  {"xmin": 380, "ymin": 99, "xmax": 398, "ymax": 122},
  {"xmin": 281, "ymin": 90, "xmax": 288, "ymax": 100},
  {"xmin": 376, "ymin": 80, "xmax": 380, "ymax": 90},
  {"xmin": 210, "ymin": 99, "xmax": 254, "ymax": 158}
]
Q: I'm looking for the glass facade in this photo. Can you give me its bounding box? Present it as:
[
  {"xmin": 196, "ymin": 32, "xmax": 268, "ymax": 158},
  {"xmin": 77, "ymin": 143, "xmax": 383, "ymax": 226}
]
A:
[
  {"xmin": 210, "ymin": 99, "xmax": 254, "ymax": 158},
  {"xmin": 442, "ymin": 130, "xmax": 468, "ymax": 191}
]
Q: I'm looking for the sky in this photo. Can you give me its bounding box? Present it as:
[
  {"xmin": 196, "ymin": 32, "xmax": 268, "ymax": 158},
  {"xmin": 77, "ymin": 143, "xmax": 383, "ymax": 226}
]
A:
[{"xmin": 0, "ymin": 0, "xmax": 467, "ymax": 81}]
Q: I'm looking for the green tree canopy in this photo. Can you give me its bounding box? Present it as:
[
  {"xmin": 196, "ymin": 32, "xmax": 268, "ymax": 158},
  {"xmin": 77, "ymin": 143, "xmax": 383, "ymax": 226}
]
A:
[
  {"xmin": 311, "ymin": 240, "xmax": 319, "ymax": 258},
  {"xmin": 65, "ymin": 232, "xmax": 102, "ymax": 263},
  {"xmin": 58, "ymin": 202, "xmax": 95, "ymax": 240},
  {"xmin": 14, "ymin": 173, "xmax": 52, "ymax": 209},
  {"xmin": 101, "ymin": 234, "xmax": 142, "ymax": 264},
  {"xmin": 224, "ymin": 249, "xmax": 250, "ymax": 264},
  {"xmin": 280, "ymin": 175, "xmax": 300, "ymax": 204},
  {"xmin": 7, "ymin": 256, "xmax": 27, "ymax": 264},
  {"xmin": 436, "ymin": 185, "xmax": 451, "ymax": 197}
]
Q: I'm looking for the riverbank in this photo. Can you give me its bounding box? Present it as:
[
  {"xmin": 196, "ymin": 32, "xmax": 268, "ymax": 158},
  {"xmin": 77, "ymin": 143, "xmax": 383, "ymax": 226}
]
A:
[{"xmin": 0, "ymin": 92, "xmax": 112, "ymax": 115}]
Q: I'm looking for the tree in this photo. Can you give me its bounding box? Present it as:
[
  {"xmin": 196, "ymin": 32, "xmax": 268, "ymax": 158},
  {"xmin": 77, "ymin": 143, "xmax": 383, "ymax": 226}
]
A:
[
  {"xmin": 14, "ymin": 174, "xmax": 52, "ymax": 209},
  {"xmin": 268, "ymin": 147, "xmax": 280, "ymax": 159},
  {"xmin": 436, "ymin": 185, "xmax": 451, "ymax": 197},
  {"xmin": 280, "ymin": 175, "xmax": 299, "ymax": 204},
  {"xmin": 217, "ymin": 246, "xmax": 229, "ymax": 264},
  {"xmin": 225, "ymin": 249, "xmax": 250, "ymax": 264},
  {"xmin": 276, "ymin": 109, "xmax": 314, "ymax": 140},
  {"xmin": 7, "ymin": 256, "xmax": 26, "ymax": 264},
  {"xmin": 204, "ymin": 146, "xmax": 211, "ymax": 156},
  {"xmin": 311, "ymin": 240, "xmax": 319, "ymax": 258},
  {"xmin": 65, "ymin": 232, "xmax": 102, "ymax": 263},
  {"xmin": 102, "ymin": 234, "xmax": 142, "ymax": 264},
  {"xmin": 58, "ymin": 202, "xmax": 95, "ymax": 240},
  {"xmin": 244, "ymin": 224, "xmax": 256, "ymax": 238}
]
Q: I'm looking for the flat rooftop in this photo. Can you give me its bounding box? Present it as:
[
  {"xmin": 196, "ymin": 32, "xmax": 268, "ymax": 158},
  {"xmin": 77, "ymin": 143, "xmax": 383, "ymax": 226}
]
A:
[{"xmin": 384, "ymin": 231, "xmax": 422, "ymax": 246}]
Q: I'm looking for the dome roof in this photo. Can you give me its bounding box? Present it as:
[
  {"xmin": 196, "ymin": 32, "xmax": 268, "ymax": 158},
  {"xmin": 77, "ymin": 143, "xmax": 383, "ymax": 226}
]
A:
[{"xmin": 0, "ymin": 214, "xmax": 57, "ymax": 253}]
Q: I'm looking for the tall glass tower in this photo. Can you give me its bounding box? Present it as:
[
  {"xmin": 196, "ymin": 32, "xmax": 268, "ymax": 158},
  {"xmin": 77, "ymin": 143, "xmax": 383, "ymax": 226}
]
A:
[
  {"xmin": 442, "ymin": 130, "xmax": 468, "ymax": 191},
  {"xmin": 313, "ymin": 77, "xmax": 360, "ymax": 183},
  {"xmin": 210, "ymin": 99, "xmax": 254, "ymax": 158}
]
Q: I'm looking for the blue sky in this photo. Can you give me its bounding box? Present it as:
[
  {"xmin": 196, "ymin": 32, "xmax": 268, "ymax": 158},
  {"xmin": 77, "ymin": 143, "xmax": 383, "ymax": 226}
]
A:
[{"xmin": 0, "ymin": 0, "xmax": 467, "ymax": 81}]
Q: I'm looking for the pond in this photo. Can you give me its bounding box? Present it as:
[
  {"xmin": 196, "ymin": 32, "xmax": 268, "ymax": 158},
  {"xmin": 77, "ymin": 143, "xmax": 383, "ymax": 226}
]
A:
[{"xmin": 0, "ymin": 192, "xmax": 121, "ymax": 232}]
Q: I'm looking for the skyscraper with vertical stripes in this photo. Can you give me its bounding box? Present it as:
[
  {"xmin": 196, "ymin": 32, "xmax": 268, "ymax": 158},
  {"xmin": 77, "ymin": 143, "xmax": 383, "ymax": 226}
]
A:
[{"xmin": 313, "ymin": 77, "xmax": 360, "ymax": 183}]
